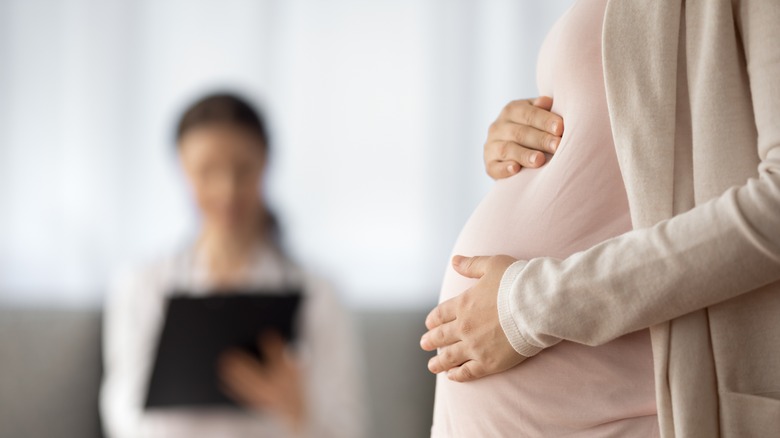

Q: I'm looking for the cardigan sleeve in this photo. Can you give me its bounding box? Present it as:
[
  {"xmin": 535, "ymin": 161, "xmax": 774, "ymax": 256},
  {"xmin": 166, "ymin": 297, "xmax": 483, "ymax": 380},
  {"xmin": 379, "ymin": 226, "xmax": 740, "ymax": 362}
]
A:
[{"xmin": 497, "ymin": 0, "xmax": 780, "ymax": 357}]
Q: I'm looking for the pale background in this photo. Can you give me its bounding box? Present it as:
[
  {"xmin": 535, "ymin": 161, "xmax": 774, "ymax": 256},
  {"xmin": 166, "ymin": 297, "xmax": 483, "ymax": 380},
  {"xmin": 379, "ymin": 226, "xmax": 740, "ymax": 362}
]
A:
[
  {"xmin": 0, "ymin": 0, "xmax": 574, "ymax": 309},
  {"xmin": 0, "ymin": 1, "xmax": 576, "ymax": 436}
]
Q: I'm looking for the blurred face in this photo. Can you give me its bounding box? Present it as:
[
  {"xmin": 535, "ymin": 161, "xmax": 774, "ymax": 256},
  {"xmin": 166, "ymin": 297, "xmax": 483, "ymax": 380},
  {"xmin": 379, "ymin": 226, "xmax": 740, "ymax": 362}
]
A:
[{"xmin": 179, "ymin": 123, "xmax": 266, "ymax": 235}]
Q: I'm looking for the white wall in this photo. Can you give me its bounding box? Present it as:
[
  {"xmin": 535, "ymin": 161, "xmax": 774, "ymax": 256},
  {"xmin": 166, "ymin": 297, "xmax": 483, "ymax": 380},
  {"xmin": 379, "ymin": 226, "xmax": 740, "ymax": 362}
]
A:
[{"xmin": 0, "ymin": 0, "xmax": 573, "ymax": 309}]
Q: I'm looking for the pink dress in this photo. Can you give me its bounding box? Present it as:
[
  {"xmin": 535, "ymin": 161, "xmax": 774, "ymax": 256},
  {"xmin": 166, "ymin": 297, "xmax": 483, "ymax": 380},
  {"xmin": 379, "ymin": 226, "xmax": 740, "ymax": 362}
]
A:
[{"xmin": 431, "ymin": 1, "xmax": 659, "ymax": 436}]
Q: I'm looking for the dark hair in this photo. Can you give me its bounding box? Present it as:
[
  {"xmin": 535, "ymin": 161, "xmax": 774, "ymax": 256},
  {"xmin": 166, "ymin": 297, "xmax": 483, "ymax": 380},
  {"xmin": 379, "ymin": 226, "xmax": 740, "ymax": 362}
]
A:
[
  {"xmin": 176, "ymin": 92, "xmax": 269, "ymax": 150},
  {"xmin": 176, "ymin": 92, "xmax": 281, "ymax": 246}
]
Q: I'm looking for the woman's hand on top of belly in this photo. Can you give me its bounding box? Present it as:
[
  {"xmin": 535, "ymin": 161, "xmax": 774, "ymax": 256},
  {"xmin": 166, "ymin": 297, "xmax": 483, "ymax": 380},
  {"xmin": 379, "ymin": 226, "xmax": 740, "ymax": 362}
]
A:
[
  {"xmin": 420, "ymin": 255, "xmax": 526, "ymax": 382},
  {"xmin": 484, "ymin": 97, "xmax": 563, "ymax": 179}
]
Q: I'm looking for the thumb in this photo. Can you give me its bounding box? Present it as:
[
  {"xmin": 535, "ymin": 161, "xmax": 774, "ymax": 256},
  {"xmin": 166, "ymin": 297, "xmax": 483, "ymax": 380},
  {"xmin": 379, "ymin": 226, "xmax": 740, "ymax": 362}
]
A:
[
  {"xmin": 533, "ymin": 96, "xmax": 554, "ymax": 110},
  {"xmin": 258, "ymin": 332, "xmax": 286, "ymax": 367},
  {"xmin": 452, "ymin": 255, "xmax": 487, "ymax": 279}
]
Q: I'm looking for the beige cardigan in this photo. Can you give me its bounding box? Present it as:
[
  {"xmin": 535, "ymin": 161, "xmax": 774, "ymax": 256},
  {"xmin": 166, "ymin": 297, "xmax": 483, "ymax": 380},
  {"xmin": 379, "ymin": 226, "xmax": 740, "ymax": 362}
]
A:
[{"xmin": 497, "ymin": 1, "xmax": 780, "ymax": 436}]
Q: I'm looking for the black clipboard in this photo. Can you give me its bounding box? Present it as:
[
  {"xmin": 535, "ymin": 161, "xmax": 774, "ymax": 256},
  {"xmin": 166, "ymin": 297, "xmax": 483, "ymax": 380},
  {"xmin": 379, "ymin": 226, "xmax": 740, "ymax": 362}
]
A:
[{"xmin": 144, "ymin": 290, "xmax": 302, "ymax": 409}]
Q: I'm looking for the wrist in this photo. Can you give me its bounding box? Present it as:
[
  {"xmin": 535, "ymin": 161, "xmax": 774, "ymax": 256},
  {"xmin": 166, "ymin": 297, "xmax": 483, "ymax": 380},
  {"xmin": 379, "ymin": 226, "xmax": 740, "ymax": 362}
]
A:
[
  {"xmin": 497, "ymin": 259, "xmax": 544, "ymax": 357},
  {"xmin": 280, "ymin": 396, "xmax": 307, "ymax": 436}
]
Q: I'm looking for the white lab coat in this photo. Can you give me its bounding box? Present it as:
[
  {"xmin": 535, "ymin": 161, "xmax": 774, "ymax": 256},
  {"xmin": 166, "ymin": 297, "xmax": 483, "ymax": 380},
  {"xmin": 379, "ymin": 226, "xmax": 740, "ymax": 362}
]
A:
[{"xmin": 100, "ymin": 242, "xmax": 365, "ymax": 438}]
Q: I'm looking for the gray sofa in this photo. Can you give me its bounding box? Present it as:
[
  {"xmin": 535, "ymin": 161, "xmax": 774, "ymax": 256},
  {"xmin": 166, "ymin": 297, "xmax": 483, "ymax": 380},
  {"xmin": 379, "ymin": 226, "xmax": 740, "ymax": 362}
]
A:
[{"xmin": 0, "ymin": 307, "xmax": 435, "ymax": 438}]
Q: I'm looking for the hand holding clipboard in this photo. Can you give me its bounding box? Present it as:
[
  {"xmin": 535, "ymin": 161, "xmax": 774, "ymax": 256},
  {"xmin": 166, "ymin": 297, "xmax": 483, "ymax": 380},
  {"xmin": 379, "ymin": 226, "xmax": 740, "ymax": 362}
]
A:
[{"xmin": 145, "ymin": 291, "xmax": 302, "ymax": 409}]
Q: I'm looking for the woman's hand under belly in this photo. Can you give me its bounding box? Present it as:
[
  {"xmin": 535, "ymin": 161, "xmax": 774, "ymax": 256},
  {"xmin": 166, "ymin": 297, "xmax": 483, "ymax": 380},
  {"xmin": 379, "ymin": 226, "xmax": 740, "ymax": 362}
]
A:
[{"xmin": 421, "ymin": 255, "xmax": 524, "ymax": 382}]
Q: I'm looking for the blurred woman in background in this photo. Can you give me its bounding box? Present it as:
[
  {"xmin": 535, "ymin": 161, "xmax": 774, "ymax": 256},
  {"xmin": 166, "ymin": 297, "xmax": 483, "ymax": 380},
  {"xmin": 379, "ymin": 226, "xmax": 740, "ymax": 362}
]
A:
[{"xmin": 100, "ymin": 93, "xmax": 365, "ymax": 438}]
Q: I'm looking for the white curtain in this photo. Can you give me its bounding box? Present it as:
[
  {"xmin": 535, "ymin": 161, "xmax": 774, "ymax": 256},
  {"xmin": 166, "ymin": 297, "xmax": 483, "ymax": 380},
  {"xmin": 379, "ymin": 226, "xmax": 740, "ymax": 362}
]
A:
[{"xmin": 0, "ymin": 0, "xmax": 573, "ymax": 308}]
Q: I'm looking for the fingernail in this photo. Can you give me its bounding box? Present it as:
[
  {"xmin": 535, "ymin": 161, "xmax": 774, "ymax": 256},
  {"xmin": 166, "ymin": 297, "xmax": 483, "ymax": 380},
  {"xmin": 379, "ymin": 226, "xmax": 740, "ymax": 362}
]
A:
[
  {"xmin": 551, "ymin": 121, "xmax": 558, "ymax": 132},
  {"xmin": 549, "ymin": 138, "xmax": 559, "ymax": 152},
  {"xmin": 530, "ymin": 154, "xmax": 538, "ymax": 165},
  {"xmin": 506, "ymin": 163, "xmax": 517, "ymax": 174},
  {"xmin": 452, "ymin": 255, "xmax": 464, "ymax": 267}
]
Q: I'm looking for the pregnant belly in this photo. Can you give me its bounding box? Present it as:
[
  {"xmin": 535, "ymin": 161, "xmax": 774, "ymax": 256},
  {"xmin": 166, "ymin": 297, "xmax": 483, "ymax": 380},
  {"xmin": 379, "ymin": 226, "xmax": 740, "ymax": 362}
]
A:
[{"xmin": 433, "ymin": 160, "xmax": 657, "ymax": 436}]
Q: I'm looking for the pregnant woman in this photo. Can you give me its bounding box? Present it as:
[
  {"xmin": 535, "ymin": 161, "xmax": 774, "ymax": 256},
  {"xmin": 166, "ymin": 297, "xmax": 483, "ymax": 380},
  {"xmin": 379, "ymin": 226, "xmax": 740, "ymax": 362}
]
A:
[
  {"xmin": 422, "ymin": 0, "xmax": 780, "ymax": 436},
  {"xmin": 428, "ymin": 1, "xmax": 657, "ymax": 435}
]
